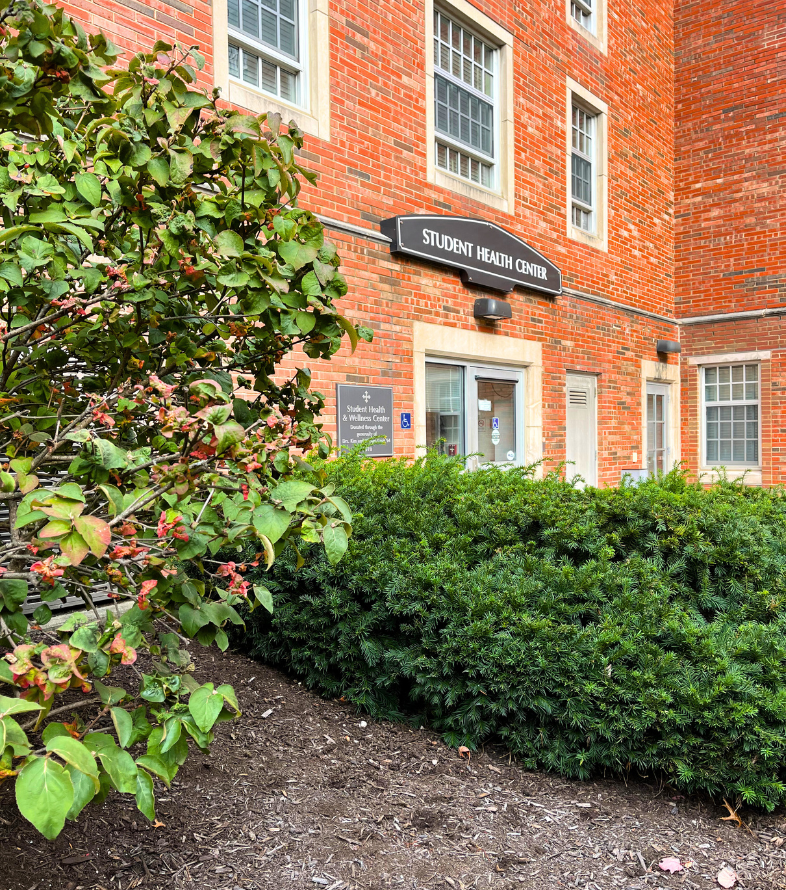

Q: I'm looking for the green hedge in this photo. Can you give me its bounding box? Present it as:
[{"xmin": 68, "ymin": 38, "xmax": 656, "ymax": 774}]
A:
[{"xmin": 237, "ymin": 453, "xmax": 786, "ymax": 809}]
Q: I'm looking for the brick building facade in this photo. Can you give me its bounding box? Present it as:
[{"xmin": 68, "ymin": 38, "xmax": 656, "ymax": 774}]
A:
[{"xmin": 60, "ymin": 0, "xmax": 784, "ymax": 485}]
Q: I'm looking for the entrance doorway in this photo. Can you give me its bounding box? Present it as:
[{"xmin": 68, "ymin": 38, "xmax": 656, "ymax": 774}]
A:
[
  {"xmin": 646, "ymin": 382, "xmax": 670, "ymax": 474},
  {"xmin": 565, "ymin": 373, "xmax": 597, "ymax": 486},
  {"xmin": 425, "ymin": 361, "xmax": 525, "ymax": 467}
]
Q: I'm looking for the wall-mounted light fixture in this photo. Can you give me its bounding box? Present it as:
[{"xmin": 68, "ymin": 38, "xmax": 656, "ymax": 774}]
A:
[
  {"xmin": 656, "ymin": 339, "xmax": 681, "ymax": 355},
  {"xmin": 474, "ymin": 298, "xmax": 512, "ymax": 322}
]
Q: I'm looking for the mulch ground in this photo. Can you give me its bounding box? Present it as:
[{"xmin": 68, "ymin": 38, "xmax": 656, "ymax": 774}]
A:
[{"xmin": 2, "ymin": 647, "xmax": 786, "ymax": 890}]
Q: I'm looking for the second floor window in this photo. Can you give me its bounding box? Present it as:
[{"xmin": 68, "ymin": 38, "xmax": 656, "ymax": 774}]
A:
[
  {"xmin": 571, "ymin": 0, "xmax": 593, "ymax": 32},
  {"xmin": 571, "ymin": 104, "xmax": 596, "ymax": 232},
  {"xmin": 228, "ymin": 0, "xmax": 302, "ymax": 105},
  {"xmin": 433, "ymin": 9, "xmax": 496, "ymax": 189}
]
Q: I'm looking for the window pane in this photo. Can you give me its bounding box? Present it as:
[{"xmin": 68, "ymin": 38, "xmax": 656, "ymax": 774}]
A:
[
  {"xmin": 571, "ymin": 153, "xmax": 592, "ymax": 205},
  {"xmin": 228, "ymin": 43, "xmax": 240, "ymax": 77},
  {"xmin": 705, "ymin": 385, "xmax": 717, "ymax": 402},
  {"xmin": 228, "ymin": 0, "xmax": 240, "ymax": 27},
  {"xmin": 705, "ymin": 367, "xmax": 717, "ymax": 383},
  {"xmin": 746, "ymin": 365, "xmax": 758, "ymax": 381},
  {"xmin": 434, "ymin": 74, "xmax": 494, "ymax": 157},
  {"xmin": 426, "ymin": 363, "xmax": 464, "ymax": 456},
  {"xmin": 707, "ymin": 440, "xmax": 718, "ymax": 461},
  {"xmin": 241, "ymin": 0, "xmax": 259, "ymax": 37},
  {"xmin": 242, "ymin": 48, "xmax": 259, "ymax": 85},
  {"xmin": 260, "ymin": 57, "xmax": 277, "ymax": 93},
  {"xmin": 718, "ymin": 367, "xmax": 730, "ymax": 384}
]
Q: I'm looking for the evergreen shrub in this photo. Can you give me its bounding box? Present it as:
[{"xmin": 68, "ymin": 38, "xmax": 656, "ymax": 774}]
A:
[{"xmin": 238, "ymin": 453, "xmax": 786, "ymax": 809}]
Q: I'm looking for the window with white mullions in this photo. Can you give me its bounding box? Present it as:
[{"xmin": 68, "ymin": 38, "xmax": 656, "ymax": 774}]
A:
[
  {"xmin": 571, "ymin": 104, "xmax": 595, "ymax": 232},
  {"xmin": 433, "ymin": 9, "xmax": 496, "ymax": 188},
  {"xmin": 228, "ymin": 0, "xmax": 302, "ymax": 105},
  {"xmin": 571, "ymin": 0, "xmax": 593, "ymax": 32},
  {"xmin": 704, "ymin": 364, "xmax": 760, "ymax": 465}
]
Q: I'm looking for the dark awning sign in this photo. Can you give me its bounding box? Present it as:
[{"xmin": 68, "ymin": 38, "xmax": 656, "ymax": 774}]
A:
[{"xmin": 380, "ymin": 215, "xmax": 562, "ymax": 296}]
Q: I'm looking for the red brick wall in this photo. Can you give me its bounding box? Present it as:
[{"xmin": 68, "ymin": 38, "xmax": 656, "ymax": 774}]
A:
[
  {"xmin": 674, "ymin": 0, "xmax": 786, "ymax": 318},
  {"xmin": 61, "ymin": 0, "xmax": 677, "ymax": 485},
  {"xmin": 675, "ymin": 0, "xmax": 786, "ymax": 484}
]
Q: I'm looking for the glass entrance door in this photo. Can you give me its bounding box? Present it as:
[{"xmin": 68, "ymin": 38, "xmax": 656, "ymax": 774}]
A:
[
  {"xmin": 468, "ymin": 366, "xmax": 524, "ymax": 467},
  {"xmin": 646, "ymin": 383, "xmax": 669, "ymax": 474}
]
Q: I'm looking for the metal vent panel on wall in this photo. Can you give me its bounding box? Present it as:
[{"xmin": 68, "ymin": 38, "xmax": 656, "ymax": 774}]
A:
[{"xmin": 568, "ymin": 389, "xmax": 589, "ymax": 406}]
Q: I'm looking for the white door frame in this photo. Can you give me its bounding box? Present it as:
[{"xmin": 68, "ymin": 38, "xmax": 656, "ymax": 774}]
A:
[
  {"xmin": 425, "ymin": 357, "xmax": 525, "ymax": 469},
  {"xmin": 646, "ymin": 381, "xmax": 670, "ymax": 474}
]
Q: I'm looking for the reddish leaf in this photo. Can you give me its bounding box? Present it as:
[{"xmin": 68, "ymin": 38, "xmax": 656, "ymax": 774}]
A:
[
  {"xmin": 74, "ymin": 515, "xmax": 111, "ymax": 559},
  {"xmin": 717, "ymin": 867, "xmax": 737, "ymax": 888},
  {"xmin": 659, "ymin": 857, "xmax": 684, "ymax": 874}
]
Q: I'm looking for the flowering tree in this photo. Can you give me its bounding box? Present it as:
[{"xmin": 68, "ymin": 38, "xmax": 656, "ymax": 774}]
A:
[{"xmin": 0, "ymin": 0, "xmax": 368, "ymax": 838}]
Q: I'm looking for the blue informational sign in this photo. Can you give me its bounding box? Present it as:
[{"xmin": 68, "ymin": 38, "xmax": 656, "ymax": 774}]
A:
[
  {"xmin": 400, "ymin": 412, "xmax": 412, "ymax": 430},
  {"xmin": 492, "ymin": 416, "xmax": 500, "ymax": 430}
]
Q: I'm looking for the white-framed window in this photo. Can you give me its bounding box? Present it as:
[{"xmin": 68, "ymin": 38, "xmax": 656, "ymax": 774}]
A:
[
  {"xmin": 571, "ymin": 0, "xmax": 593, "ymax": 33},
  {"xmin": 703, "ymin": 364, "xmax": 760, "ymax": 466},
  {"xmin": 227, "ymin": 0, "xmax": 305, "ymax": 105},
  {"xmin": 571, "ymin": 104, "xmax": 596, "ymax": 232},
  {"xmin": 566, "ymin": 0, "xmax": 606, "ymax": 52},
  {"xmin": 433, "ymin": 8, "xmax": 497, "ymax": 189},
  {"xmin": 565, "ymin": 78, "xmax": 607, "ymax": 249}
]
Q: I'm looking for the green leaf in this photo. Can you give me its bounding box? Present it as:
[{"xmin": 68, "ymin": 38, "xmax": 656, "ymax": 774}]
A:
[
  {"xmin": 32, "ymin": 604, "xmax": 52, "ymax": 626},
  {"xmin": 39, "ymin": 519, "xmax": 71, "ymax": 539},
  {"xmin": 0, "ymin": 695, "xmax": 42, "ymax": 719},
  {"xmin": 75, "ymin": 172, "xmax": 102, "ymax": 207},
  {"xmin": 2, "ymin": 716, "xmax": 31, "ymax": 756},
  {"xmin": 41, "ymin": 722, "xmax": 71, "ymax": 744},
  {"xmin": 94, "ymin": 679, "xmax": 127, "ymax": 706},
  {"xmin": 168, "ymin": 148, "xmax": 193, "ymax": 183},
  {"xmin": 327, "ymin": 495, "xmax": 353, "ymax": 523},
  {"xmin": 46, "ymin": 737, "xmax": 100, "ymax": 792},
  {"xmin": 111, "ymin": 707, "xmax": 134, "ymax": 748},
  {"xmin": 92, "ymin": 437, "xmax": 128, "ymax": 469},
  {"xmin": 252, "ymin": 504, "xmax": 291, "ymax": 544},
  {"xmin": 159, "ymin": 717, "xmax": 182, "ymax": 754},
  {"xmin": 216, "ymin": 270, "xmax": 250, "ymax": 287},
  {"xmin": 271, "ymin": 480, "xmax": 315, "ymax": 512},
  {"xmin": 254, "ymin": 584, "xmax": 274, "ymax": 613},
  {"xmin": 70, "ymin": 621, "xmax": 100, "ymax": 653},
  {"xmin": 0, "ymin": 579, "xmax": 28, "ymax": 611},
  {"xmin": 215, "ymin": 230, "xmax": 244, "ymax": 257},
  {"xmin": 95, "ymin": 745, "xmax": 138, "ymax": 794},
  {"xmin": 335, "ymin": 314, "xmax": 359, "ymax": 353},
  {"xmin": 179, "ymin": 603, "xmax": 209, "ymax": 637},
  {"xmin": 323, "ymin": 522, "xmax": 349, "ymax": 565},
  {"xmin": 147, "ymin": 156, "xmax": 170, "ymax": 186},
  {"xmin": 0, "ymin": 262, "xmax": 23, "ymax": 287},
  {"xmin": 135, "ymin": 768, "xmax": 156, "ymax": 821},
  {"xmin": 136, "ymin": 754, "xmax": 171, "ymax": 787},
  {"xmin": 66, "ymin": 765, "xmax": 97, "ymax": 821},
  {"xmin": 216, "ymin": 684, "xmax": 240, "ymax": 714},
  {"xmin": 15, "ymin": 756, "xmax": 74, "ymax": 840},
  {"xmin": 188, "ymin": 683, "xmax": 225, "ymax": 732}
]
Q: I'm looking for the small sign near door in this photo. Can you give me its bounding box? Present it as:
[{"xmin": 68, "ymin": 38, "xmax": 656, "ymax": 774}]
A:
[{"xmin": 336, "ymin": 384, "xmax": 394, "ymax": 456}]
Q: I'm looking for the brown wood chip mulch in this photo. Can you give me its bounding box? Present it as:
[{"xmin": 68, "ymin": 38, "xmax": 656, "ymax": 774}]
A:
[{"xmin": 2, "ymin": 648, "xmax": 786, "ymax": 890}]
